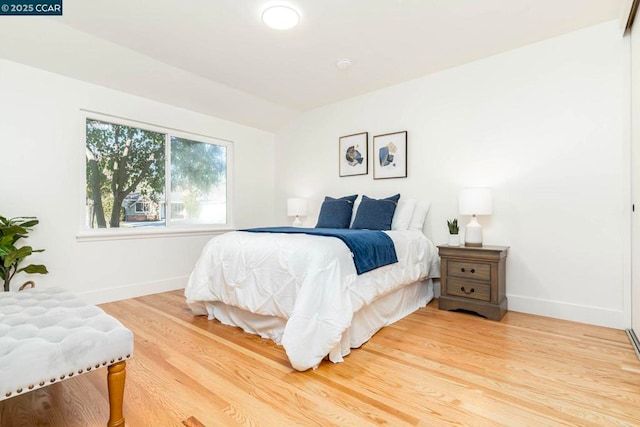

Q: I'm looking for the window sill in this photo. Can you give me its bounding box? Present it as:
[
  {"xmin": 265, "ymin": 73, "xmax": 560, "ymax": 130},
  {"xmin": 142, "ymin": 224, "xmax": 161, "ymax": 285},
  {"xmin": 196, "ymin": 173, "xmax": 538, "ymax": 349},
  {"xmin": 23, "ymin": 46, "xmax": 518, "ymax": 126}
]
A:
[{"xmin": 76, "ymin": 226, "xmax": 234, "ymax": 242}]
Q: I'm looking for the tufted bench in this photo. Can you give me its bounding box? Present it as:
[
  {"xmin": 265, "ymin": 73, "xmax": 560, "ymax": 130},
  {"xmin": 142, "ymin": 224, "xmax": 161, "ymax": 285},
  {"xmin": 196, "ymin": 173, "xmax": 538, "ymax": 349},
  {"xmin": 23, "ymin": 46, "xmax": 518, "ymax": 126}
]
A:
[{"xmin": 0, "ymin": 288, "xmax": 134, "ymax": 427}]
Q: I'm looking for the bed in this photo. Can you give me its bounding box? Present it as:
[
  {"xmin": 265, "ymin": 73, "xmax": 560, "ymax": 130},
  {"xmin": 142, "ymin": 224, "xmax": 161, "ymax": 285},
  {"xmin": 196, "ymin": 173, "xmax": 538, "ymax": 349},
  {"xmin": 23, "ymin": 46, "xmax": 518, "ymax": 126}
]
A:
[{"xmin": 184, "ymin": 196, "xmax": 440, "ymax": 371}]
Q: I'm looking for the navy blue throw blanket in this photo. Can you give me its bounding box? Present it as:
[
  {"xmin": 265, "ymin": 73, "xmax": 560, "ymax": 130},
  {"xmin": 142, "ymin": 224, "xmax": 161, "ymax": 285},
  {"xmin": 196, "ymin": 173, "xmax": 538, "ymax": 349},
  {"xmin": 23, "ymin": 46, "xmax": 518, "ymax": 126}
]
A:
[{"xmin": 240, "ymin": 227, "xmax": 398, "ymax": 275}]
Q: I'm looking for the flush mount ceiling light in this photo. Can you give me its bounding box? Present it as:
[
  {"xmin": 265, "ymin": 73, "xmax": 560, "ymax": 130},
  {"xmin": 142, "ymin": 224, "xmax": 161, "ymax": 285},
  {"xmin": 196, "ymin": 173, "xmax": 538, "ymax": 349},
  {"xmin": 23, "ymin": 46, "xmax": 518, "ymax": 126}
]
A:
[
  {"xmin": 336, "ymin": 58, "xmax": 352, "ymax": 70},
  {"xmin": 262, "ymin": 6, "xmax": 300, "ymax": 30}
]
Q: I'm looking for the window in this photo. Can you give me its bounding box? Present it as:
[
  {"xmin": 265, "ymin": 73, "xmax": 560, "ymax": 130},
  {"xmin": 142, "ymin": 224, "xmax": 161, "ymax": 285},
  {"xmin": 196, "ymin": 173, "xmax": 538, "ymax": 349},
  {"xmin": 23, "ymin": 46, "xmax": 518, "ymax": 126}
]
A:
[
  {"xmin": 170, "ymin": 136, "xmax": 227, "ymax": 225},
  {"xmin": 171, "ymin": 203, "xmax": 185, "ymax": 219},
  {"xmin": 84, "ymin": 115, "xmax": 231, "ymax": 231}
]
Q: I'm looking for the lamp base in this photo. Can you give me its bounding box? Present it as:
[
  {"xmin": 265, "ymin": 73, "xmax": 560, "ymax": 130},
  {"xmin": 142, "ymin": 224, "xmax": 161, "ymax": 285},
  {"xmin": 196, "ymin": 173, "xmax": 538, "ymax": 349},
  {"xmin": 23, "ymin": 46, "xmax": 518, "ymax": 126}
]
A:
[
  {"xmin": 292, "ymin": 216, "xmax": 302, "ymax": 227},
  {"xmin": 464, "ymin": 215, "xmax": 483, "ymax": 247}
]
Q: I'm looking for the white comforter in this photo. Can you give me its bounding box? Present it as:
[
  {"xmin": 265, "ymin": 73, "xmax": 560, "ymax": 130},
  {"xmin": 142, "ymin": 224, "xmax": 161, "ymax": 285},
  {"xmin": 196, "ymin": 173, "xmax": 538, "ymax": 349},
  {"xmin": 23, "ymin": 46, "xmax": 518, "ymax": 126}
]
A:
[{"xmin": 185, "ymin": 229, "xmax": 440, "ymax": 371}]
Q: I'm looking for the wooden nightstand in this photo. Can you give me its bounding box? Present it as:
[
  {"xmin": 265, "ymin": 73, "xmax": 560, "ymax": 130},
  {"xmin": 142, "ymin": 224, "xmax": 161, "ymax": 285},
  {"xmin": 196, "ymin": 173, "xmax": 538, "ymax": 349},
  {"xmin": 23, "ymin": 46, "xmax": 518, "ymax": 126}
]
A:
[{"xmin": 437, "ymin": 244, "xmax": 509, "ymax": 321}]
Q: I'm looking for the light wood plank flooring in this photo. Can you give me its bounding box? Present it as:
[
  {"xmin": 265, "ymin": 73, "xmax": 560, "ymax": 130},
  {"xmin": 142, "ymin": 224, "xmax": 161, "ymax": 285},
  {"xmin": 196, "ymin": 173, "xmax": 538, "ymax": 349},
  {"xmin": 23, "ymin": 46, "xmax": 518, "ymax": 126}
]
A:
[{"xmin": 1, "ymin": 290, "xmax": 639, "ymax": 426}]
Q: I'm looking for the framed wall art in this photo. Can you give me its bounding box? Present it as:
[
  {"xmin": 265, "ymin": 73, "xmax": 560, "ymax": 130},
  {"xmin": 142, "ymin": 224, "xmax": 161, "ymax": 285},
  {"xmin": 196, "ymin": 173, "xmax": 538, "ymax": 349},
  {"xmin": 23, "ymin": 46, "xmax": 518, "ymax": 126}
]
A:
[
  {"xmin": 339, "ymin": 132, "xmax": 368, "ymax": 177},
  {"xmin": 373, "ymin": 131, "xmax": 407, "ymax": 179}
]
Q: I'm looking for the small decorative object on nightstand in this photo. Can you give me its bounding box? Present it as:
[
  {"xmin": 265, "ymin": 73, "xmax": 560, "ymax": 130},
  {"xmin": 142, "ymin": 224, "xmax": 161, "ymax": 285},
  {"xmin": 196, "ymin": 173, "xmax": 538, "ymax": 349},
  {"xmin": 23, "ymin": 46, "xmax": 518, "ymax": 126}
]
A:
[
  {"xmin": 437, "ymin": 244, "xmax": 508, "ymax": 320},
  {"xmin": 447, "ymin": 218, "xmax": 460, "ymax": 246}
]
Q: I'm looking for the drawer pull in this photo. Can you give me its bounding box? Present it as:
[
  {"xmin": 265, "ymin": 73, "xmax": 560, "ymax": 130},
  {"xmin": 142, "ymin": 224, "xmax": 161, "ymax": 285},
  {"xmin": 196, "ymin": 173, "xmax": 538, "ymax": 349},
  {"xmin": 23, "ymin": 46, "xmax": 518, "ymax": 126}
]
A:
[
  {"xmin": 461, "ymin": 268, "xmax": 465, "ymax": 272},
  {"xmin": 460, "ymin": 268, "xmax": 476, "ymax": 274},
  {"xmin": 461, "ymin": 286, "xmax": 474, "ymax": 295},
  {"xmin": 471, "ymin": 269, "xmax": 475, "ymax": 273}
]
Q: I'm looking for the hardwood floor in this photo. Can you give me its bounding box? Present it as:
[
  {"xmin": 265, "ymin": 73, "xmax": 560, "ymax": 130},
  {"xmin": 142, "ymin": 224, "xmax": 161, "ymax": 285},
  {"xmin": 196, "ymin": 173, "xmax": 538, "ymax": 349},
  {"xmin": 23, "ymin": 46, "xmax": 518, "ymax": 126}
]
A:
[{"xmin": 1, "ymin": 290, "xmax": 639, "ymax": 426}]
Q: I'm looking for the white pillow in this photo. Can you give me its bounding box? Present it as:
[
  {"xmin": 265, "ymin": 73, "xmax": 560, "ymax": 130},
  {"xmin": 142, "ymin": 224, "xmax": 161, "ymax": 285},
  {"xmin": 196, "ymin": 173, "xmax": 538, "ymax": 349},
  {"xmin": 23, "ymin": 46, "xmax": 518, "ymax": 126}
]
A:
[
  {"xmin": 409, "ymin": 201, "xmax": 431, "ymax": 230},
  {"xmin": 350, "ymin": 197, "xmax": 361, "ymax": 227},
  {"xmin": 391, "ymin": 198, "xmax": 416, "ymax": 230}
]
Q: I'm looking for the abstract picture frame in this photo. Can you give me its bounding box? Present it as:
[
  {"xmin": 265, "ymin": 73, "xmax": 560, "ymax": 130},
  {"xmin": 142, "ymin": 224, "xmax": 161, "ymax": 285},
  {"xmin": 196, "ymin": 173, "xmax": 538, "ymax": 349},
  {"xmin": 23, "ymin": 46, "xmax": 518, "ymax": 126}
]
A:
[
  {"xmin": 339, "ymin": 132, "xmax": 368, "ymax": 177},
  {"xmin": 373, "ymin": 131, "xmax": 408, "ymax": 179}
]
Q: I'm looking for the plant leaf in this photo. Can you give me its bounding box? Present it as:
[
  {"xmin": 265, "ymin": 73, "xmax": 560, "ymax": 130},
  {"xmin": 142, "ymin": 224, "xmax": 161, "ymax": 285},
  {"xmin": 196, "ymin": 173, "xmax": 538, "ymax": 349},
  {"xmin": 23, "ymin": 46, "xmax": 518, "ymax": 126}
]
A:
[
  {"xmin": 0, "ymin": 247, "xmax": 13, "ymax": 257},
  {"xmin": 0, "ymin": 225, "xmax": 27, "ymax": 237},
  {"xmin": 3, "ymin": 246, "xmax": 32, "ymax": 268},
  {"xmin": 19, "ymin": 220, "xmax": 39, "ymax": 228},
  {"xmin": 0, "ymin": 235, "xmax": 13, "ymax": 246},
  {"xmin": 17, "ymin": 264, "xmax": 48, "ymax": 275}
]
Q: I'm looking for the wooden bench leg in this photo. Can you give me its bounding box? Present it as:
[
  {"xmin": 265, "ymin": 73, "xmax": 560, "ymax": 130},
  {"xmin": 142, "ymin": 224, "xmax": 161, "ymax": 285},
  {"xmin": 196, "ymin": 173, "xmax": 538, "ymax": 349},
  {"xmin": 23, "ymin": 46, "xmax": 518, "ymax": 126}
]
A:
[{"xmin": 107, "ymin": 361, "xmax": 126, "ymax": 427}]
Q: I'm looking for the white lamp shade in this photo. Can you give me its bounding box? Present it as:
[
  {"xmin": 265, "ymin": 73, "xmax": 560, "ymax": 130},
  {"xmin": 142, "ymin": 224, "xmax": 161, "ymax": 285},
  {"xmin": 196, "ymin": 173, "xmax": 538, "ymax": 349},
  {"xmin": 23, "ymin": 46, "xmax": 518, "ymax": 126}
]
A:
[
  {"xmin": 287, "ymin": 198, "xmax": 308, "ymax": 216},
  {"xmin": 459, "ymin": 188, "xmax": 493, "ymax": 216}
]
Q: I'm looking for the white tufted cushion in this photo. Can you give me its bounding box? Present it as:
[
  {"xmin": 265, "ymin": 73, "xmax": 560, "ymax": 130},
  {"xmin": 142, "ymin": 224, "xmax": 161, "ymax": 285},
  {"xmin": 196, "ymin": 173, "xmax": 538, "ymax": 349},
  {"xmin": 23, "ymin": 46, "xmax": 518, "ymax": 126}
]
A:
[{"xmin": 0, "ymin": 288, "xmax": 134, "ymax": 400}]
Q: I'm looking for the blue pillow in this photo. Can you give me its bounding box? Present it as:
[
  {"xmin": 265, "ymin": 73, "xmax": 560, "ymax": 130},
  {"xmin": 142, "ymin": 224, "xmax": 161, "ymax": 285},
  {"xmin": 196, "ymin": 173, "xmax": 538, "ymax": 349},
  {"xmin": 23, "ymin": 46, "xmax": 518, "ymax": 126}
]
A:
[
  {"xmin": 351, "ymin": 194, "xmax": 401, "ymax": 230},
  {"xmin": 315, "ymin": 195, "xmax": 358, "ymax": 228}
]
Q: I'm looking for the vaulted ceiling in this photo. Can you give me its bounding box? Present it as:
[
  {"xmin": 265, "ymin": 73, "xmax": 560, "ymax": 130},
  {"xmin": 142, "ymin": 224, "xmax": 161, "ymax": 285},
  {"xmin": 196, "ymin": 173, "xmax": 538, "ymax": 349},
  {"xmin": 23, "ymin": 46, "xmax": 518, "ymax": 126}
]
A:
[{"xmin": 0, "ymin": 0, "xmax": 625, "ymax": 131}]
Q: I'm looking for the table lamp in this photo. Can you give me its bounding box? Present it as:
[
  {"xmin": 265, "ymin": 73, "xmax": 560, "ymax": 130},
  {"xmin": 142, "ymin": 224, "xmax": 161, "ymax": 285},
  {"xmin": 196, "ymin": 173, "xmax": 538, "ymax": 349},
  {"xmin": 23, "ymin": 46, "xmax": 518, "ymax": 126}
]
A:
[
  {"xmin": 287, "ymin": 198, "xmax": 308, "ymax": 227},
  {"xmin": 459, "ymin": 188, "xmax": 492, "ymax": 247}
]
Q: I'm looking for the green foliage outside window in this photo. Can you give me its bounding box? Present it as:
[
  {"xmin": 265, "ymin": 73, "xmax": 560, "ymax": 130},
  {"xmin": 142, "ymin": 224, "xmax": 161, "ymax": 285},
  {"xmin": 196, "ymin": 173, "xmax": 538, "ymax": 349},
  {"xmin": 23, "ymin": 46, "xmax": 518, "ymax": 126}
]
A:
[
  {"xmin": 86, "ymin": 119, "xmax": 165, "ymax": 228},
  {"xmin": 85, "ymin": 118, "xmax": 228, "ymax": 229}
]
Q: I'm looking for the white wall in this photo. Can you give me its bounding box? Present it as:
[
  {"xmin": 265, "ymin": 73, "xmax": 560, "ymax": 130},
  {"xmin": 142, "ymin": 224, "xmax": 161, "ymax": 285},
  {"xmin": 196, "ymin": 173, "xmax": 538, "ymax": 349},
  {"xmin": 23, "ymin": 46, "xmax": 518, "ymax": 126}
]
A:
[
  {"xmin": 0, "ymin": 59, "xmax": 275, "ymax": 303},
  {"xmin": 275, "ymin": 21, "xmax": 630, "ymax": 329},
  {"xmin": 0, "ymin": 18, "xmax": 298, "ymax": 132}
]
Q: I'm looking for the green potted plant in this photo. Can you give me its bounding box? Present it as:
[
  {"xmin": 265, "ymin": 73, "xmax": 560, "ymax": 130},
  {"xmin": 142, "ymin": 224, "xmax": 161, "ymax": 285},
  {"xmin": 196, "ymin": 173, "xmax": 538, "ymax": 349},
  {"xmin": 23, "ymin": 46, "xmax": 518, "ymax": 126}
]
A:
[
  {"xmin": 0, "ymin": 216, "xmax": 48, "ymax": 292},
  {"xmin": 447, "ymin": 218, "xmax": 460, "ymax": 246}
]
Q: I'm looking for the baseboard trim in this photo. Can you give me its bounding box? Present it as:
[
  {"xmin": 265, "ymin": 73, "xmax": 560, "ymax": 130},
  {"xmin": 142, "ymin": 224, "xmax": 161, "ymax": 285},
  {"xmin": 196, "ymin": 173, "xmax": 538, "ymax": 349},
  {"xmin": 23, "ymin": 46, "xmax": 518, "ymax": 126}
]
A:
[
  {"xmin": 507, "ymin": 294, "xmax": 626, "ymax": 329},
  {"xmin": 76, "ymin": 282, "xmax": 628, "ymax": 329},
  {"xmin": 77, "ymin": 276, "xmax": 188, "ymax": 305},
  {"xmin": 626, "ymin": 329, "xmax": 640, "ymax": 361}
]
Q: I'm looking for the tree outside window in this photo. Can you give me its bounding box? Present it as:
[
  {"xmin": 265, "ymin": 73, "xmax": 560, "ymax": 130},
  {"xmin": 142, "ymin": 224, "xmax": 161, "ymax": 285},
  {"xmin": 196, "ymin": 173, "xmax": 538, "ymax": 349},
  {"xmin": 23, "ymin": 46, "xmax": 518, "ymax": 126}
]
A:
[
  {"xmin": 85, "ymin": 117, "xmax": 229, "ymax": 229},
  {"xmin": 171, "ymin": 136, "xmax": 227, "ymax": 225}
]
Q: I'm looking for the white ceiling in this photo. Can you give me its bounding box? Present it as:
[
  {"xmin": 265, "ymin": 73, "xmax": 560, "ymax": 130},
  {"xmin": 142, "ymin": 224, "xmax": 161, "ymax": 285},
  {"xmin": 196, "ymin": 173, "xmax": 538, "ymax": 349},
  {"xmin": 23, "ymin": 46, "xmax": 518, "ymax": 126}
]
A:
[{"xmin": 0, "ymin": 0, "xmax": 625, "ymax": 131}]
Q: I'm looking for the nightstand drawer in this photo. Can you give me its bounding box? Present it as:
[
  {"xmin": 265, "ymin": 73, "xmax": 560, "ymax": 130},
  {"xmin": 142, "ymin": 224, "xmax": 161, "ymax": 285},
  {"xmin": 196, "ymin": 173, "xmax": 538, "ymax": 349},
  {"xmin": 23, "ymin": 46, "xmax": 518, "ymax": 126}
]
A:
[
  {"xmin": 447, "ymin": 261, "xmax": 491, "ymax": 281},
  {"xmin": 446, "ymin": 279, "xmax": 490, "ymax": 302}
]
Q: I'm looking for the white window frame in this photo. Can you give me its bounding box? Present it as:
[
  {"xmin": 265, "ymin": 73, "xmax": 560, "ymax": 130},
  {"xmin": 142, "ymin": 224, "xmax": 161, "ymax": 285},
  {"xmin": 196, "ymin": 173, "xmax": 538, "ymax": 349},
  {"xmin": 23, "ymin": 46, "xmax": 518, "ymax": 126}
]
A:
[
  {"xmin": 134, "ymin": 202, "xmax": 148, "ymax": 214},
  {"xmin": 77, "ymin": 111, "xmax": 234, "ymax": 241}
]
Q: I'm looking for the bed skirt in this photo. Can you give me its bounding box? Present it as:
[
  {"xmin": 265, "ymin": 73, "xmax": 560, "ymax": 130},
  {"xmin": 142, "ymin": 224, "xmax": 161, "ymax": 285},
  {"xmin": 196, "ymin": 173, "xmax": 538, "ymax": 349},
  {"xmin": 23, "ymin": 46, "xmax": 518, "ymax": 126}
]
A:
[{"xmin": 191, "ymin": 279, "xmax": 434, "ymax": 365}]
